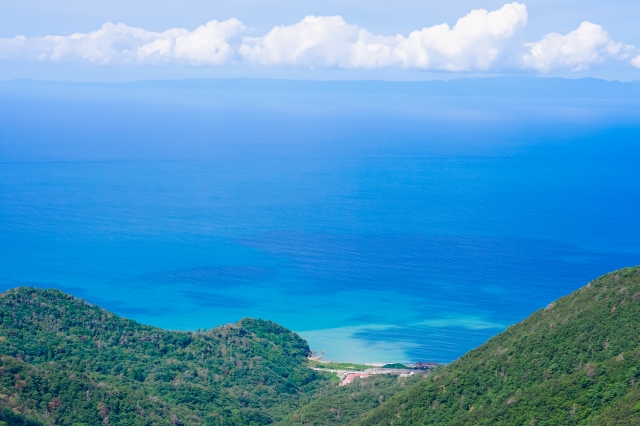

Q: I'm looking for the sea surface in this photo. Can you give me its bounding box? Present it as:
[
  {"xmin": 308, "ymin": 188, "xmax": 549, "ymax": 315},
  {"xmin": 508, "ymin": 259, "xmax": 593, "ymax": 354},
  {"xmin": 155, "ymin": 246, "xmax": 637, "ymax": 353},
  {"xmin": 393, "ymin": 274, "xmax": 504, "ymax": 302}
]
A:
[{"xmin": 1, "ymin": 79, "xmax": 639, "ymax": 363}]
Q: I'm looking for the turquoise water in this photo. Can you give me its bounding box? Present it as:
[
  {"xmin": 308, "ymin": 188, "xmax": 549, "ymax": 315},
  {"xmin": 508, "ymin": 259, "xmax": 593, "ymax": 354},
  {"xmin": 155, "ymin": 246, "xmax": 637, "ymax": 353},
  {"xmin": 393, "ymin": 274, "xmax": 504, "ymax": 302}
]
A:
[{"xmin": 1, "ymin": 80, "xmax": 639, "ymax": 363}]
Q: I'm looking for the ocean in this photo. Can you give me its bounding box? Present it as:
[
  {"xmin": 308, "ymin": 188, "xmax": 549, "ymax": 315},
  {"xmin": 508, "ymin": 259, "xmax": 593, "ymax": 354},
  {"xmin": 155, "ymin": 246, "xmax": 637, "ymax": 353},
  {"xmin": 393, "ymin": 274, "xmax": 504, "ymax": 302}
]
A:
[{"xmin": 1, "ymin": 78, "xmax": 639, "ymax": 363}]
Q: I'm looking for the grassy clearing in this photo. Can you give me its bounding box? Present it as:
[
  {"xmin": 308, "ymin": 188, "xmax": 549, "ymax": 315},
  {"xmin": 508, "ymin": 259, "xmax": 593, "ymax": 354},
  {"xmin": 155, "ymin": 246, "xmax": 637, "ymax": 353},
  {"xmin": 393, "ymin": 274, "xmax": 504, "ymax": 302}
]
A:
[{"xmin": 308, "ymin": 360, "xmax": 373, "ymax": 371}]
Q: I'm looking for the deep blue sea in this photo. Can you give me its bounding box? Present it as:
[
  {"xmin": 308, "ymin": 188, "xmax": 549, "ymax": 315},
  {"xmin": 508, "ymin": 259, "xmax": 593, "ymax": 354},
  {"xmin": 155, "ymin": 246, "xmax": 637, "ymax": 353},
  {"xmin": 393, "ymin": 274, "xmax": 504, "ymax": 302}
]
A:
[{"xmin": 1, "ymin": 79, "xmax": 639, "ymax": 363}]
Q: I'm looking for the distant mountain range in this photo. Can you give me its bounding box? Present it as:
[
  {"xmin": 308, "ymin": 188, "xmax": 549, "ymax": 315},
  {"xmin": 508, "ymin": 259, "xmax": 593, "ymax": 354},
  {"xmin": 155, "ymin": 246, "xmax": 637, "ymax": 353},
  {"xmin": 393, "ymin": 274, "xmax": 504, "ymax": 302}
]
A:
[
  {"xmin": 2, "ymin": 266, "xmax": 640, "ymax": 425},
  {"xmin": 4, "ymin": 77, "xmax": 640, "ymax": 99}
]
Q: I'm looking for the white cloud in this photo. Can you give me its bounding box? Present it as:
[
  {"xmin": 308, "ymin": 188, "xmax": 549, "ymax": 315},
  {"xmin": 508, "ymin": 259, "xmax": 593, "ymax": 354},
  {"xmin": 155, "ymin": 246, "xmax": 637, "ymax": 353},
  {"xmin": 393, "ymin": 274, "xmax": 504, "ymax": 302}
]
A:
[
  {"xmin": 1, "ymin": 3, "xmax": 637, "ymax": 74},
  {"xmin": 523, "ymin": 21, "xmax": 634, "ymax": 72},
  {"xmin": 0, "ymin": 19, "xmax": 245, "ymax": 65},
  {"xmin": 0, "ymin": 36, "xmax": 28, "ymax": 59},
  {"xmin": 140, "ymin": 19, "xmax": 245, "ymax": 65},
  {"xmin": 239, "ymin": 15, "xmax": 358, "ymax": 68},
  {"xmin": 239, "ymin": 2, "xmax": 528, "ymax": 71}
]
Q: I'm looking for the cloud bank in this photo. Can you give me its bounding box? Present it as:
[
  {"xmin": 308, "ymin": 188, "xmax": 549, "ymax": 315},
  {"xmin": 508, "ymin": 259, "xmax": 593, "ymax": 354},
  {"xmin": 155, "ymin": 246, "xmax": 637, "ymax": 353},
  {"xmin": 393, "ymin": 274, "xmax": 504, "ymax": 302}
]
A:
[
  {"xmin": 0, "ymin": 19, "xmax": 245, "ymax": 65},
  {"xmin": 240, "ymin": 3, "xmax": 527, "ymax": 71},
  {"xmin": 0, "ymin": 2, "xmax": 637, "ymax": 73}
]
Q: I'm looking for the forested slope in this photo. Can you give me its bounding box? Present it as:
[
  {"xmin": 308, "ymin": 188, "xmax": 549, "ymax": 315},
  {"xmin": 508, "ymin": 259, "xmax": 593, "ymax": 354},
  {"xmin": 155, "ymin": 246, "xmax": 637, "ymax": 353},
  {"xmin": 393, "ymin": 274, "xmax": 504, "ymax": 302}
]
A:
[
  {"xmin": 353, "ymin": 267, "xmax": 640, "ymax": 425},
  {"xmin": 3, "ymin": 267, "xmax": 640, "ymax": 425},
  {"xmin": 276, "ymin": 374, "xmax": 426, "ymax": 425},
  {"xmin": 0, "ymin": 288, "xmax": 328, "ymax": 425}
]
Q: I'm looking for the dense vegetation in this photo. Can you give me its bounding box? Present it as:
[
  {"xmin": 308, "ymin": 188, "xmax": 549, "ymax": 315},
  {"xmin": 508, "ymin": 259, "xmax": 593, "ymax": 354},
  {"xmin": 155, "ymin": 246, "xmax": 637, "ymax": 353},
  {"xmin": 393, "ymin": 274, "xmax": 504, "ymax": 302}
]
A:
[
  {"xmin": 351, "ymin": 266, "xmax": 640, "ymax": 425},
  {"xmin": 277, "ymin": 374, "xmax": 425, "ymax": 425},
  {"xmin": 0, "ymin": 405, "xmax": 42, "ymax": 426},
  {"xmin": 3, "ymin": 266, "xmax": 640, "ymax": 425},
  {"xmin": 0, "ymin": 288, "xmax": 329, "ymax": 425}
]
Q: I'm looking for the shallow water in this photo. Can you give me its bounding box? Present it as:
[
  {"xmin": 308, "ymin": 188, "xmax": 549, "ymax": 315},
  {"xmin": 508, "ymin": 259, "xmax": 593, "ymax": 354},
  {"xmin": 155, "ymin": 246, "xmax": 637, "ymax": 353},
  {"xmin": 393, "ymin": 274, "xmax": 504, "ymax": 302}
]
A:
[{"xmin": 1, "ymin": 80, "xmax": 639, "ymax": 362}]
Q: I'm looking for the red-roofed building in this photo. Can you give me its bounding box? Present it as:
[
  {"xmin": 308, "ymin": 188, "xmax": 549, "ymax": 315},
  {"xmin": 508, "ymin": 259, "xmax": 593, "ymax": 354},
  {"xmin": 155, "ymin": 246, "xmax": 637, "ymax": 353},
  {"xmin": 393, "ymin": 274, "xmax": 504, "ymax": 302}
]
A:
[{"xmin": 339, "ymin": 373, "xmax": 370, "ymax": 386}]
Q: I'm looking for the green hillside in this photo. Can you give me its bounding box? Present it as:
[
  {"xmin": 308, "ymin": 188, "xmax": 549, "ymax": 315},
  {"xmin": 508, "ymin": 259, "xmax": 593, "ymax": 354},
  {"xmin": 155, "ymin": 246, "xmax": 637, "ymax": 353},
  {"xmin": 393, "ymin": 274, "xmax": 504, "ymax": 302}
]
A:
[
  {"xmin": 276, "ymin": 374, "xmax": 426, "ymax": 425},
  {"xmin": 0, "ymin": 287, "xmax": 329, "ymax": 425},
  {"xmin": 3, "ymin": 267, "xmax": 640, "ymax": 425},
  {"xmin": 352, "ymin": 266, "xmax": 640, "ymax": 425}
]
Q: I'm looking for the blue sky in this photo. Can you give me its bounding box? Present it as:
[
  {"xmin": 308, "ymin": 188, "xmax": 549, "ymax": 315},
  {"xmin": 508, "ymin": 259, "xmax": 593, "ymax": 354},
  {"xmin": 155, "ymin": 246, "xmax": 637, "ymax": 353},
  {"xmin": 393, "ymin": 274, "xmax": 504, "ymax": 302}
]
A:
[{"xmin": 2, "ymin": 0, "xmax": 640, "ymax": 81}]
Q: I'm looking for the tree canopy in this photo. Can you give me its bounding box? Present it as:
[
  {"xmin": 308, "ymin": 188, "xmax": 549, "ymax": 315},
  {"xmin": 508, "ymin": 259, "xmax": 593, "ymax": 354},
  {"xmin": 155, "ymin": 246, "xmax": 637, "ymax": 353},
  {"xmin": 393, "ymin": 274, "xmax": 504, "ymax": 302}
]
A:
[
  {"xmin": 0, "ymin": 288, "xmax": 329, "ymax": 425},
  {"xmin": 3, "ymin": 266, "xmax": 640, "ymax": 425}
]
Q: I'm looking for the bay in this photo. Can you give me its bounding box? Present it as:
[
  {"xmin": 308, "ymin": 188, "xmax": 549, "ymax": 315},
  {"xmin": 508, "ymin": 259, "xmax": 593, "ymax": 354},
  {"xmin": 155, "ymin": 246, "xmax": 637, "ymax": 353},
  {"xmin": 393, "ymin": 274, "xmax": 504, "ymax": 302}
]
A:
[{"xmin": 1, "ymin": 79, "xmax": 639, "ymax": 362}]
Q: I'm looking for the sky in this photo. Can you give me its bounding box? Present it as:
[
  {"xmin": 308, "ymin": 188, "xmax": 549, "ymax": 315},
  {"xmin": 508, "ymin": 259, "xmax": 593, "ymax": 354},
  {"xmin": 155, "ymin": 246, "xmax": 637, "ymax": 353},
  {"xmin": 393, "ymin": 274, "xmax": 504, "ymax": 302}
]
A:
[{"xmin": 1, "ymin": 0, "xmax": 640, "ymax": 81}]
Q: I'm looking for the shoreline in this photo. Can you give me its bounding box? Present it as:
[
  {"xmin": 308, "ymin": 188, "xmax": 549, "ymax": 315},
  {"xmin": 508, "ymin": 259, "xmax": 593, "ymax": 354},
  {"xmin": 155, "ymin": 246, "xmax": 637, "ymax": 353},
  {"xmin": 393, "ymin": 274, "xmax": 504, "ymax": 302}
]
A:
[{"xmin": 307, "ymin": 357, "xmax": 439, "ymax": 385}]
